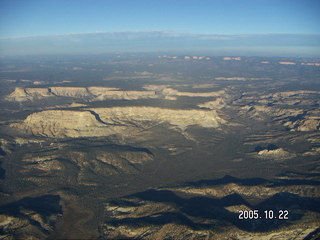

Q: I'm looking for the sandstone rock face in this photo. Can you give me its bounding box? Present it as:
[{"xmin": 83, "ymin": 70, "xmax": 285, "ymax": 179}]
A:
[
  {"xmin": 197, "ymin": 97, "xmax": 226, "ymax": 109},
  {"xmin": 92, "ymin": 90, "xmax": 157, "ymax": 101},
  {"xmin": 5, "ymin": 86, "xmax": 157, "ymax": 102},
  {"xmin": 282, "ymin": 118, "xmax": 320, "ymax": 132},
  {"xmin": 295, "ymin": 119, "xmax": 319, "ymax": 131},
  {"xmin": 168, "ymin": 88, "xmax": 225, "ymax": 97},
  {"xmin": 257, "ymin": 148, "xmax": 295, "ymax": 160},
  {"xmin": 279, "ymin": 61, "xmax": 296, "ymax": 65},
  {"xmin": 144, "ymin": 85, "xmax": 226, "ymax": 97},
  {"xmin": 192, "ymin": 83, "xmax": 217, "ymax": 89},
  {"xmin": 11, "ymin": 110, "xmax": 115, "ymax": 138},
  {"xmin": 248, "ymin": 105, "xmax": 303, "ymax": 119},
  {"xmin": 12, "ymin": 107, "xmax": 226, "ymax": 138},
  {"xmin": 303, "ymin": 147, "xmax": 320, "ymax": 156},
  {"xmin": 172, "ymin": 181, "xmax": 318, "ymax": 200},
  {"xmin": 86, "ymin": 86, "xmax": 120, "ymax": 94},
  {"xmin": 49, "ymin": 87, "xmax": 92, "ymax": 98},
  {"xmin": 5, "ymin": 87, "xmax": 52, "ymax": 101},
  {"xmin": 5, "ymin": 86, "xmax": 227, "ymax": 102},
  {"xmin": 0, "ymin": 138, "xmax": 13, "ymax": 155},
  {"xmin": 92, "ymin": 107, "xmax": 226, "ymax": 130}
]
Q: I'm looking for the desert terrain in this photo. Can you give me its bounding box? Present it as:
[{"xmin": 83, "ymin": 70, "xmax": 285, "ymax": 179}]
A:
[{"xmin": 0, "ymin": 54, "xmax": 319, "ymax": 239}]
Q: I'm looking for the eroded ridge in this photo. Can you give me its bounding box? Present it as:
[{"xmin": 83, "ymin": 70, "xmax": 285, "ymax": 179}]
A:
[{"xmin": 102, "ymin": 176, "xmax": 320, "ymax": 240}]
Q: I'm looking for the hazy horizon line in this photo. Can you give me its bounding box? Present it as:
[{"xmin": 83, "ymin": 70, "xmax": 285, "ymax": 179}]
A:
[
  {"xmin": 1, "ymin": 30, "xmax": 319, "ymax": 57},
  {"xmin": 1, "ymin": 30, "xmax": 320, "ymax": 40}
]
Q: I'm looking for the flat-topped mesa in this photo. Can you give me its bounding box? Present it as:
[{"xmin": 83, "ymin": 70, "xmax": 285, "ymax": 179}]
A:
[
  {"xmin": 5, "ymin": 87, "xmax": 89, "ymax": 102},
  {"xmin": 5, "ymin": 86, "xmax": 158, "ymax": 102},
  {"xmin": 11, "ymin": 110, "xmax": 116, "ymax": 138},
  {"xmin": 11, "ymin": 107, "xmax": 227, "ymax": 138},
  {"xmin": 5, "ymin": 87, "xmax": 52, "ymax": 102},
  {"xmin": 6, "ymin": 85, "xmax": 228, "ymax": 102},
  {"xmin": 91, "ymin": 107, "xmax": 226, "ymax": 129}
]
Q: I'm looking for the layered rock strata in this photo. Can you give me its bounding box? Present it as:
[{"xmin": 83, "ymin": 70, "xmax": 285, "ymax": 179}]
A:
[
  {"xmin": 5, "ymin": 87, "xmax": 156, "ymax": 102},
  {"xmin": 5, "ymin": 86, "xmax": 227, "ymax": 102},
  {"xmin": 11, "ymin": 107, "xmax": 226, "ymax": 138}
]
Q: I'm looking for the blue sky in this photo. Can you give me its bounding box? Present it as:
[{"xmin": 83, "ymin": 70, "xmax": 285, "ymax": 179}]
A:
[
  {"xmin": 0, "ymin": 0, "xmax": 319, "ymax": 56},
  {"xmin": 1, "ymin": 0, "xmax": 319, "ymax": 37}
]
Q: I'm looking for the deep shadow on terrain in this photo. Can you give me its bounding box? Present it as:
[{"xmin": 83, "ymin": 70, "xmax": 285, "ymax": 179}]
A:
[
  {"xmin": 106, "ymin": 175, "xmax": 320, "ymax": 233},
  {"xmin": 183, "ymin": 174, "xmax": 320, "ymax": 188},
  {"xmin": 0, "ymin": 195, "xmax": 62, "ymax": 237},
  {"xmin": 0, "ymin": 195, "xmax": 61, "ymax": 217}
]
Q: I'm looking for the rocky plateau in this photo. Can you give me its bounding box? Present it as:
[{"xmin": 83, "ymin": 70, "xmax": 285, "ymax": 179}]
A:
[{"xmin": 11, "ymin": 107, "xmax": 226, "ymax": 138}]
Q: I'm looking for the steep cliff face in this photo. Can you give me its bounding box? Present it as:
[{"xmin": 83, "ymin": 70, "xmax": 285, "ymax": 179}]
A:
[
  {"xmin": 49, "ymin": 87, "xmax": 92, "ymax": 98},
  {"xmin": 197, "ymin": 97, "xmax": 226, "ymax": 109},
  {"xmin": 92, "ymin": 90, "xmax": 157, "ymax": 101},
  {"xmin": 11, "ymin": 110, "xmax": 116, "ymax": 138},
  {"xmin": 5, "ymin": 87, "xmax": 52, "ymax": 101},
  {"xmin": 11, "ymin": 107, "xmax": 226, "ymax": 138},
  {"xmin": 92, "ymin": 107, "xmax": 226, "ymax": 129},
  {"xmin": 5, "ymin": 86, "xmax": 227, "ymax": 102},
  {"xmin": 5, "ymin": 86, "xmax": 158, "ymax": 102}
]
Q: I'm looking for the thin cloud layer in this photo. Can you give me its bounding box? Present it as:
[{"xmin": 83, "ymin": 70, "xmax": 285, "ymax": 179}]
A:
[{"xmin": 1, "ymin": 31, "xmax": 319, "ymax": 56}]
